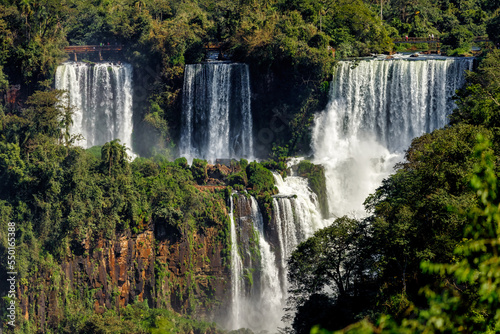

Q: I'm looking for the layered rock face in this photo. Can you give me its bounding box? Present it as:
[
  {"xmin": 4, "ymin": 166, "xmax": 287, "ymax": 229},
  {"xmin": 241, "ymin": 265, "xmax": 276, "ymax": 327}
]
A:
[{"xmin": 18, "ymin": 226, "xmax": 230, "ymax": 331}]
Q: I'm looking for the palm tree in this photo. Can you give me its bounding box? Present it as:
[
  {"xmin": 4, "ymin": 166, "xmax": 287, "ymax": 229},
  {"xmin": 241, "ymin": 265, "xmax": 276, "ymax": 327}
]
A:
[{"xmin": 101, "ymin": 139, "xmax": 128, "ymax": 176}]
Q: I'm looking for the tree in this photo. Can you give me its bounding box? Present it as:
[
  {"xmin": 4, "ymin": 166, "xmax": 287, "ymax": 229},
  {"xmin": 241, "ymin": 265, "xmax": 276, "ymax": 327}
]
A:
[
  {"xmin": 451, "ymin": 50, "xmax": 500, "ymax": 128},
  {"xmin": 287, "ymin": 217, "xmax": 374, "ymax": 332},
  {"xmin": 363, "ymin": 123, "xmax": 491, "ymax": 313},
  {"xmin": 486, "ymin": 14, "xmax": 500, "ymax": 45},
  {"xmin": 338, "ymin": 136, "xmax": 500, "ymax": 334},
  {"xmin": 101, "ymin": 139, "xmax": 128, "ymax": 176}
]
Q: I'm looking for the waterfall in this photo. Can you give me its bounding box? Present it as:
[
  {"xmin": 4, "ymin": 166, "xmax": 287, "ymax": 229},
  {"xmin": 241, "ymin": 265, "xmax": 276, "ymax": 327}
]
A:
[
  {"xmin": 272, "ymin": 172, "xmax": 329, "ymax": 284},
  {"xmin": 249, "ymin": 196, "xmax": 283, "ymax": 332},
  {"xmin": 180, "ymin": 63, "xmax": 253, "ymax": 161},
  {"xmin": 229, "ymin": 194, "xmax": 244, "ymax": 330},
  {"xmin": 227, "ymin": 193, "xmax": 294, "ymax": 332},
  {"xmin": 269, "ymin": 172, "xmax": 329, "ymax": 328},
  {"xmin": 312, "ymin": 57, "xmax": 474, "ymax": 217},
  {"xmin": 55, "ymin": 62, "xmax": 134, "ymax": 152}
]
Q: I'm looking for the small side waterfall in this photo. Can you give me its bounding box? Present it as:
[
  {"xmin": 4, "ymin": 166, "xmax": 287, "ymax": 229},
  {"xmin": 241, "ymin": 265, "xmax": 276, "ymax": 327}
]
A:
[
  {"xmin": 180, "ymin": 63, "xmax": 253, "ymax": 161},
  {"xmin": 229, "ymin": 194, "xmax": 244, "ymax": 329},
  {"xmin": 227, "ymin": 191, "xmax": 322, "ymax": 333},
  {"xmin": 312, "ymin": 57, "xmax": 474, "ymax": 217},
  {"xmin": 55, "ymin": 62, "xmax": 134, "ymax": 151},
  {"xmin": 225, "ymin": 173, "xmax": 327, "ymax": 332},
  {"xmin": 249, "ymin": 196, "xmax": 283, "ymax": 331},
  {"xmin": 272, "ymin": 172, "xmax": 329, "ymax": 296}
]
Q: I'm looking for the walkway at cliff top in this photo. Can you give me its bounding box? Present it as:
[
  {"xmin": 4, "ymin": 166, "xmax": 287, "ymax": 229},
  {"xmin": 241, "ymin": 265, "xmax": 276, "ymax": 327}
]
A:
[
  {"xmin": 393, "ymin": 36, "xmax": 490, "ymax": 44},
  {"xmin": 64, "ymin": 45, "xmax": 123, "ymax": 61}
]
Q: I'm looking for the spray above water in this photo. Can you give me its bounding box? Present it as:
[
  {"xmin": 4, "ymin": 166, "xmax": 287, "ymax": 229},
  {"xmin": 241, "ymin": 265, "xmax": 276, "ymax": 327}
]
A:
[
  {"xmin": 55, "ymin": 62, "xmax": 134, "ymax": 153},
  {"xmin": 312, "ymin": 57, "xmax": 473, "ymax": 218}
]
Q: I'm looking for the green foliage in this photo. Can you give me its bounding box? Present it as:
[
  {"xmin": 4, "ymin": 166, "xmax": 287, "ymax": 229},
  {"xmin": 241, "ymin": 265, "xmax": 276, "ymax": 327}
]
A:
[
  {"xmin": 239, "ymin": 158, "xmax": 248, "ymax": 171},
  {"xmin": 451, "ymin": 50, "xmax": 500, "ymax": 128},
  {"xmin": 56, "ymin": 300, "xmax": 222, "ymax": 334},
  {"xmin": 364, "ymin": 123, "xmax": 489, "ymax": 312},
  {"xmin": 487, "ymin": 14, "xmax": 500, "ymax": 45},
  {"xmin": 296, "ymin": 160, "xmax": 328, "ymax": 217},
  {"xmin": 175, "ymin": 157, "xmax": 188, "ymax": 168},
  {"xmin": 288, "ymin": 217, "xmax": 368, "ymax": 298},
  {"xmin": 261, "ymin": 159, "xmax": 288, "ymax": 175},
  {"xmin": 191, "ymin": 159, "xmax": 208, "ymax": 185},
  {"xmin": 375, "ymin": 0, "xmax": 495, "ymax": 51},
  {"xmin": 226, "ymin": 171, "xmax": 248, "ymax": 188},
  {"xmin": 441, "ymin": 25, "xmax": 474, "ymax": 50},
  {"xmin": 246, "ymin": 162, "xmax": 277, "ymax": 194},
  {"xmin": 101, "ymin": 139, "xmax": 129, "ymax": 176},
  {"xmin": 86, "ymin": 146, "xmax": 102, "ymax": 159},
  {"xmin": 336, "ymin": 137, "xmax": 500, "ymax": 334},
  {"xmin": 287, "ymin": 216, "xmax": 374, "ymax": 332}
]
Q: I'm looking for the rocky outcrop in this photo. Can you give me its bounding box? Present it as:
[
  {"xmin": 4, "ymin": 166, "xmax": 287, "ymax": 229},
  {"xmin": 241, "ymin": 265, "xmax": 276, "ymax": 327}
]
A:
[{"xmin": 17, "ymin": 223, "xmax": 231, "ymax": 330}]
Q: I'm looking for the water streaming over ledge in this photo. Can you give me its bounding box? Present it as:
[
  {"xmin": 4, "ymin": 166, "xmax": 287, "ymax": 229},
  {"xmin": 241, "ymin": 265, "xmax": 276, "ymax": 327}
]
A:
[
  {"xmin": 312, "ymin": 57, "xmax": 474, "ymax": 218},
  {"xmin": 227, "ymin": 187, "xmax": 326, "ymax": 333},
  {"xmin": 223, "ymin": 57, "xmax": 474, "ymax": 332},
  {"xmin": 229, "ymin": 194, "xmax": 244, "ymax": 330},
  {"xmin": 180, "ymin": 63, "xmax": 254, "ymax": 162},
  {"xmin": 55, "ymin": 62, "xmax": 134, "ymax": 152}
]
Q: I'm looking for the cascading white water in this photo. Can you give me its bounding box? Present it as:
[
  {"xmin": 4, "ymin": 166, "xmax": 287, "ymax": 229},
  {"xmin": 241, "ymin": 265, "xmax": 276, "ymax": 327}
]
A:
[
  {"xmin": 312, "ymin": 57, "xmax": 474, "ymax": 218},
  {"xmin": 269, "ymin": 172, "xmax": 329, "ymax": 327},
  {"xmin": 249, "ymin": 196, "xmax": 283, "ymax": 332},
  {"xmin": 229, "ymin": 194, "xmax": 244, "ymax": 330},
  {"xmin": 180, "ymin": 63, "xmax": 253, "ymax": 161},
  {"xmin": 222, "ymin": 57, "xmax": 473, "ymax": 333},
  {"xmin": 228, "ymin": 194, "xmax": 285, "ymax": 332},
  {"xmin": 272, "ymin": 172, "xmax": 328, "ymax": 274},
  {"xmin": 55, "ymin": 62, "xmax": 134, "ymax": 152}
]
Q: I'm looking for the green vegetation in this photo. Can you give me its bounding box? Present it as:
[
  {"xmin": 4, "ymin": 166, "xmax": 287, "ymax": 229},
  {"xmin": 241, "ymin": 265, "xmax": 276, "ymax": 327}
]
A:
[
  {"xmin": 0, "ymin": 81, "xmax": 237, "ymax": 331},
  {"xmin": 374, "ymin": 0, "xmax": 499, "ymax": 55},
  {"xmin": 296, "ymin": 160, "xmax": 328, "ymax": 217},
  {"xmin": 0, "ymin": 0, "xmax": 396, "ymax": 158},
  {"xmin": 246, "ymin": 162, "xmax": 277, "ymax": 195},
  {"xmin": 57, "ymin": 300, "xmax": 222, "ymax": 334}
]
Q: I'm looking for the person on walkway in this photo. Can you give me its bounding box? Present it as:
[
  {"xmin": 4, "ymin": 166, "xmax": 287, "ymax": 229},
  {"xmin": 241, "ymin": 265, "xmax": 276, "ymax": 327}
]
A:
[{"xmin": 405, "ymin": 35, "xmax": 408, "ymax": 41}]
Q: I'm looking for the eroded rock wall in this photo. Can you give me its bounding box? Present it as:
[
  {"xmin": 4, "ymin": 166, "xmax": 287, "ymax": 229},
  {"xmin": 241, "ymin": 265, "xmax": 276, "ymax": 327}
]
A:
[{"xmin": 17, "ymin": 224, "xmax": 230, "ymax": 331}]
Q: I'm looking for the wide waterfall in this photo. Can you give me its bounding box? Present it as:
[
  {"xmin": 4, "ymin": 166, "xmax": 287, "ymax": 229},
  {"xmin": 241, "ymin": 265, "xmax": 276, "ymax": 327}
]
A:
[
  {"xmin": 55, "ymin": 62, "xmax": 134, "ymax": 151},
  {"xmin": 180, "ymin": 63, "xmax": 253, "ymax": 161},
  {"xmin": 312, "ymin": 57, "xmax": 474, "ymax": 217}
]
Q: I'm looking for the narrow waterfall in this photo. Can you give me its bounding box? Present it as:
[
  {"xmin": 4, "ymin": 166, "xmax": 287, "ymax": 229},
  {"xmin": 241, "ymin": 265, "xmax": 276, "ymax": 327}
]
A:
[
  {"xmin": 55, "ymin": 62, "xmax": 134, "ymax": 152},
  {"xmin": 180, "ymin": 63, "xmax": 253, "ymax": 161},
  {"xmin": 227, "ymin": 193, "xmax": 292, "ymax": 332},
  {"xmin": 267, "ymin": 172, "xmax": 328, "ymax": 328},
  {"xmin": 312, "ymin": 57, "xmax": 474, "ymax": 217},
  {"xmin": 229, "ymin": 194, "xmax": 244, "ymax": 330},
  {"xmin": 248, "ymin": 196, "xmax": 283, "ymax": 332}
]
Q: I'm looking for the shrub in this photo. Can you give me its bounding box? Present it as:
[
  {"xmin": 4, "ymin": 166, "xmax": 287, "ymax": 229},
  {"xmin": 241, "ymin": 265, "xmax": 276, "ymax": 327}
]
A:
[
  {"xmin": 191, "ymin": 159, "xmax": 208, "ymax": 184},
  {"xmin": 297, "ymin": 160, "xmax": 328, "ymax": 217},
  {"xmin": 175, "ymin": 157, "xmax": 188, "ymax": 168},
  {"xmin": 246, "ymin": 162, "xmax": 276, "ymax": 194}
]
